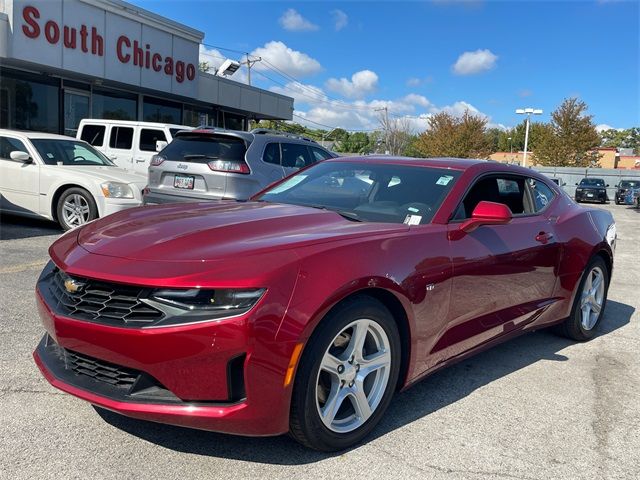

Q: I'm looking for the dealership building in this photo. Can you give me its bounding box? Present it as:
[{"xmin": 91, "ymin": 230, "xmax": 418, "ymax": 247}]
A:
[{"xmin": 0, "ymin": 0, "xmax": 294, "ymax": 135}]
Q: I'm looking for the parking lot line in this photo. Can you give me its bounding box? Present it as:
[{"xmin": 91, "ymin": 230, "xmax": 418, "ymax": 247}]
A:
[{"xmin": 0, "ymin": 260, "xmax": 48, "ymax": 275}]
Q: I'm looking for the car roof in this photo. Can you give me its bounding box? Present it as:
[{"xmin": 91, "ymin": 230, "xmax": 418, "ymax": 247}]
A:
[
  {"xmin": 78, "ymin": 119, "xmax": 191, "ymax": 129},
  {"xmin": 0, "ymin": 129, "xmax": 80, "ymax": 141},
  {"xmin": 323, "ymin": 155, "xmax": 539, "ymax": 173}
]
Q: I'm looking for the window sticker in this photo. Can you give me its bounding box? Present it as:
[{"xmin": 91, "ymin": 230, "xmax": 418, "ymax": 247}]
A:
[
  {"xmin": 403, "ymin": 214, "xmax": 422, "ymax": 226},
  {"xmin": 436, "ymin": 175, "xmax": 454, "ymax": 186},
  {"xmin": 267, "ymin": 175, "xmax": 307, "ymax": 194},
  {"xmin": 47, "ymin": 153, "xmax": 55, "ymax": 159},
  {"xmin": 407, "ymin": 206, "xmax": 420, "ymax": 213}
]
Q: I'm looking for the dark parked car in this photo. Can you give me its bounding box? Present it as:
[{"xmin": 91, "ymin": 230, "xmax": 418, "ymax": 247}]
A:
[
  {"xmin": 615, "ymin": 179, "xmax": 640, "ymax": 205},
  {"xmin": 34, "ymin": 157, "xmax": 616, "ymax": 451},
  {"xmin": 575, "ymin": 177, "xmax": 608, "ymax": 203}
]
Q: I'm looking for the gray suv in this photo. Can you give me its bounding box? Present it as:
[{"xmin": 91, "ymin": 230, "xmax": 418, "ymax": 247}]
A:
[{"xmin": 143, "ymin": 128, "xmax": 336, "ymax": 204}]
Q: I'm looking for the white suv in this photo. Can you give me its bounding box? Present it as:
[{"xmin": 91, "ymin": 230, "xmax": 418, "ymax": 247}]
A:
[
  {"xmin": 77, "ymin": 120, "xmax": 192, "ymax": 175},
  {"xmin": 0, "ymin": 129, "xmax": 147, "ymax": 230}
]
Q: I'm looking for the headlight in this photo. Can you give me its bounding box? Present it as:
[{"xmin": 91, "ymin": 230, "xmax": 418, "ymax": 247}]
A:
[
  {"xmin": 576, "ymin": 188, "xmax": 583, "ymax": 192},
  {"xmin": 149, "ymin": 288, "xmax": 265, "ymax": 316},
  {"xmin": 101, "ymin": 182, "xmax": 134, "ymax": 199}
]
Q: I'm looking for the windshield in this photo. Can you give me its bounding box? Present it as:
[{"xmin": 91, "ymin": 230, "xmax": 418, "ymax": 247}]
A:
[
  {"xmin": 579, "ymin": 178, "xmax": 605, "ymax": 187},
  {"xmin": 256, "ymin": 161, "xmax": 461, "ymax": 225},
  {"xmin": 31, "ymin": 139, "xmax": 115, "ymax": 166},
  {"xmin": 620, "ymin": 180, "xmax": 639, "ymax": 188},
  {"xmin": 160, "ymin": 134, "xmax": 247, "ymax": 163}
]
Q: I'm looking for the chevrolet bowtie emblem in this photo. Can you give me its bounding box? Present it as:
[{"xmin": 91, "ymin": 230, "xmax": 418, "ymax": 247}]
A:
[{"xmin": 64, "ymin": 278, "xmax": 84, "ymax": 294}]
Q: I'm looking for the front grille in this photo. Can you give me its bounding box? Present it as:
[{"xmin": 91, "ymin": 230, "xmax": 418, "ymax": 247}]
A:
[
  {"xmin": 63, "ymin": 348, "xmax": 138, "ymax": 389},
  {"xmin": 47, "ymin": 267, "xmax": 163, "ymax": 327}
]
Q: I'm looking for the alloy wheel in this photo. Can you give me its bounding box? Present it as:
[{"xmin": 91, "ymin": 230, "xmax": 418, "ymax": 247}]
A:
[
  {"xmin": 315, "ymin": 319, "xmax": 391, "ymax": 434},
  {"xmin": 580, "ymin": 266, "xmax": 605, "ymax": 330},
  {"xmin": 62, "ymin": 194, "xmax": 91, "ymax": 227}
]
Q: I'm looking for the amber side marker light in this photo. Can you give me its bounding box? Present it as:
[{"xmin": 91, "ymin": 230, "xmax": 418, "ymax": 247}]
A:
[{"xmin": 284, "ymin": 343, "xmax": 304, "ymax": 387}]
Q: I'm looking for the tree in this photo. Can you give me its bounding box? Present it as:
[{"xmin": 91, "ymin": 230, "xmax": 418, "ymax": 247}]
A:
[
  {"xmin": 600, "ymin": 127, "xmax": 640, "ymax": 153},
  {"xmin": 415, "ymin": 110, "xmax": 492, "ymax": 158},
  {"xmin": 533, "ymin": 98, "xmax": 601, "ymax": 167},
  {"xmin": 199, "ymin": 61, "xmax": 211, "ymax": 73},
  {"xmin": 378, "ymin": 113, "xmax": 415, "ymax": 156}
]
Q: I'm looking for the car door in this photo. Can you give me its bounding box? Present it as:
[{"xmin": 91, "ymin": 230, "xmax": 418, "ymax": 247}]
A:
[
  {"xmin": 135, "ymin": 128, "xmax": 167, "ymax": 175},
  {"xmin": 104, "ymin": 126, "xmax": 134, "ymax": 170},
  {"xmin": 0, "ymin": 136, "xmax": 40, "ymax": 215},
  {"xmin": 432, "ymin": 174, "xmax": 560, "ymax": 362},
  {"xmin": 258, "ymin": 141, "xmax": 286, "ymax": 185}
]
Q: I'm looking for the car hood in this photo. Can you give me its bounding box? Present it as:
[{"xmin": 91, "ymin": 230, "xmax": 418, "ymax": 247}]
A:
[
  {"xmin": 50, "ymin": 166, "xmax": 147, "ymax": 186},
  {"xmin": 77, "ymin": 201, "xmax": 409, "ymax": 261}
]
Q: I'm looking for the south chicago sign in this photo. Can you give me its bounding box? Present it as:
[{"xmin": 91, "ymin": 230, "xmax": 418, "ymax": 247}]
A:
[{"xmin": 8, "ymin": 0, "xmax": 201, "ymax": 97}]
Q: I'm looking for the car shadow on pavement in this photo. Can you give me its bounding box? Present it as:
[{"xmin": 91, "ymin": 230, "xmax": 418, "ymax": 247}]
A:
[
  {"xmin": 95, "ymin": 299, "xmax": 634, "ymax": 464},
  {"xmin": 0, "ymin": 213, "xmax": 62, "ymax": 240}
]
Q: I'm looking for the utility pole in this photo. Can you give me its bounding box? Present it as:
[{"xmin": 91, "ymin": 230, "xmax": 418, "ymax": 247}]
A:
[
  {"xmin": 374, "ymin": 106, "xmax": 389, "ymax": 154},
  {"xmin": 240, "ymin": 54, "xmax": 262, "ymax": 86}
]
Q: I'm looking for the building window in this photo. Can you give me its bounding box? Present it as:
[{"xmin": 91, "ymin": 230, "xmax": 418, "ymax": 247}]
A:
[
  {"xmin": 222, "ymin": 111, "xmax": 246, "ymax": 131},
  {"xmin": 143, "ymin": 97, "xmax": 182, "ymax": 124},
  {"xmin": 92, "ymin": 89, "xmax": 137, "ymax": 121},
  {"xmin": 183, "ymin": 104, "xmax": 215, "ymax": 127},
  {"xmin": 0, "ymin": 69, "xmax": 60, "ymax": 133}
]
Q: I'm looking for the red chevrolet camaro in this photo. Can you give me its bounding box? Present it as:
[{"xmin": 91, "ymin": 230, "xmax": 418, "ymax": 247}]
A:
[{"xmin": 33, "ymin": 157, "xmax": 616, "ymax": 451}]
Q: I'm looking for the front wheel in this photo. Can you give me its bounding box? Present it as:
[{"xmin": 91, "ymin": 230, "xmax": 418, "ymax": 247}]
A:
[
  {"xmin": 289, "ymin": 296, "xmax": 401, "ymax": 451},
  {"xmin": 555, "ymin": 256, "xmax": 609, "ymax": 341},
  {"xmin": 56, "ymin": 188, "xmax": 98, "ymax": 231}
]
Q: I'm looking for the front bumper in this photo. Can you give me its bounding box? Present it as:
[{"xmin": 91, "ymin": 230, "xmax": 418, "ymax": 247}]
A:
[
  {"xmin": 99, "ymin": 197, "xmax": 143, "ymax": 216},
  {"xmin": 575, "ymin": 190, "xmax": 607, "ymax": 203},
  {"xmin": 33, "ymin": 285, "xmax": 294, "ymax": 436}
]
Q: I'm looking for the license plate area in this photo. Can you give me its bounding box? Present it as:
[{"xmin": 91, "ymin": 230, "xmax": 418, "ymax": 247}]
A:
[
  {"xmin": 587, "ymin": 193, "xmax": 594, "ymax": 197},
  {"xmin": 174, "ymin": 174, "xmax": 195, "ymax": 189}
]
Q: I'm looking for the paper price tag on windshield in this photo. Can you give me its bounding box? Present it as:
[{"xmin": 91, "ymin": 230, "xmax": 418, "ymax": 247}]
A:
[
  {"xmin": 436, "ymin": 175, "xmax": 454, "ymax": 186},
  {"xmin": 404, "ymin": 215, "xmax": 422, "ymax": 226}
]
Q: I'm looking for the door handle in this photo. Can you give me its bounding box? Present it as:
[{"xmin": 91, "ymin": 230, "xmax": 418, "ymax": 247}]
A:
[
  {"xmin": 535, "ymin": 232, "xmax": 554, "ymax": 244},
  {"xmin": 135, "ymin": 158, "xmax": 146, "ymax": 163},
  {"xmin": 108, "ymin": 155, "xmax": 117, "ymax": 160}
]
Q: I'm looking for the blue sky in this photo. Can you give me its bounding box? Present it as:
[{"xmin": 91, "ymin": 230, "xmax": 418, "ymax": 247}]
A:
[{"xmin": 133, "ymin": 0, "xmax": 639, "ymax": 132}]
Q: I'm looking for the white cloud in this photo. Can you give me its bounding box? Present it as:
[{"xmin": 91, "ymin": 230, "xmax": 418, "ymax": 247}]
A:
[
  {"xmin": 331, "ymin": 9, "xmax": 348, "ymax": 31},
  {"xmin": 452, "ymin": 49, "xmax": 498, "ymax": 75},
  {"xmin": 596, "ymin": 124, "xmax": 622, "ymax": 132},
  {"xmin": 279, "ymin": 8, "xmax": 319, "ymax": 32},
  {"xmin": 406, "ymin": 77, "xmax": 421, "ymax": 87},
  {"xmin": 325, "ymin": 70, "xmax": 379, "ymax": 99},
  {"xmin": 250, "ymin": 41, "xmax": 322, "ymax": 78},
  {"xmin": 518, "ymin": 89, "xmax": 533, "ymax": 98},
  {"xmin": 270, "ymin": 81, "xmax": 328, "ymax": 106}
]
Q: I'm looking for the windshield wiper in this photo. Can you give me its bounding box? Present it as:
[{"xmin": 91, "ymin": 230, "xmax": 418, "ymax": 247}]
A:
[{"xmin": 301, "ymin": 204, "xmax": 363, "ymax": 222}]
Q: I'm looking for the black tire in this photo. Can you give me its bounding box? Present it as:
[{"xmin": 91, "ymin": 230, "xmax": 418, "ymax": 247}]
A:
[
  {"xmin": 554, "ymin": 256, "xmax": 609, "ymax": 341},
  {"xmin": 614, "ymin": 199, "xmax": 620, "ymax": 205},
  {"xmin": 289, "ymin": 296, "xmax": 401, "ymax": 451},
  {"xmin": 56, "ymin": 187, "xmax": 98, "ymax": 231}
]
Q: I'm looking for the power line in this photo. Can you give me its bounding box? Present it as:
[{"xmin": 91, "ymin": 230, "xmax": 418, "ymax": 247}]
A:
[{"xmin": 292, "ymin": 113, "xmax": 377, "ymax": 132}]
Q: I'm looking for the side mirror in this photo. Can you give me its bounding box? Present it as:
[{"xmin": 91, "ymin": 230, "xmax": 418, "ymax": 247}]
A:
[
  {"xmin": 575, "ymin": 182, "xmax": 579, "ymax": 186},
  {"xmin": 606, "ymin": 184, "xmax": 610, "ymax": 187},
  {"xmin": 156, "ymin": 140, "xmax": 168, "ymax": 152},
  {"xmin": 460, "ymin": 201, "xmax": 512, "ymax": 233},
  {"xmin": 10, "ymin": 151, "xmax": 31, "ymax": 163}
]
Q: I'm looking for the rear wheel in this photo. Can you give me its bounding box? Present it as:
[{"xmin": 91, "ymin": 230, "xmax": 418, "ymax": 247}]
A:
[
  {"xmin": 56, "ymin": 188, "xmax": 98, "ymax": 231},
  {"xmin": 555, "ymin": 256, "xmax": 609, "ymax": 341},
  {"xmin": 289, "ymin": 296, "xmax": 401, "ymax": 451}
]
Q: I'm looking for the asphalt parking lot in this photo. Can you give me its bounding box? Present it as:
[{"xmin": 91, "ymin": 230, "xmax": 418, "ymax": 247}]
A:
[{"xmin": 0, "ymin": 204, "xmax": 638, "ymax": 480}]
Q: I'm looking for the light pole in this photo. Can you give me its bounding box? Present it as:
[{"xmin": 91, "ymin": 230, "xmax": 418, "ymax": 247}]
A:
[
  {"xmin": 508, "ymin": 136, "xmax": 512, "ymax": 153},
  {"xmin": 515, "ymin": 108, "xmax": 542, "ymax": 167}
]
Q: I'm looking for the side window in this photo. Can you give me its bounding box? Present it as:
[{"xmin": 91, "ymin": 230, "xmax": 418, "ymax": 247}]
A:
[
  {"xmin": 139, "ymin": 129, "xmax": 167, "ymax": 152},
  {"xmin": 108, "ymin": 127, "xmax": 134, "ymax": 150},
  {"xmin": 263, "ymin": 142, "xmax": 281, "ymax": 165},
  {"xmin": 528, "ymin": 178, "xmax": 555, "ymax": 212},
  {"xmin": 80, "ymin": 125, "xmax": 106, "ymax": 147},
  {"xmin": 456, "ymin": 176, "xmax": 527, "ymax": 220},
  {"xmin": 309, "ymin": 146, "xmax": 333, "ymax": 162},
  {"xmin": 281, "ymin": 143, "xmax": 313, "ymax": 168},
  {"xmin": 0, "ymin": 136, "xmax": 29, "ymax": 160}
]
